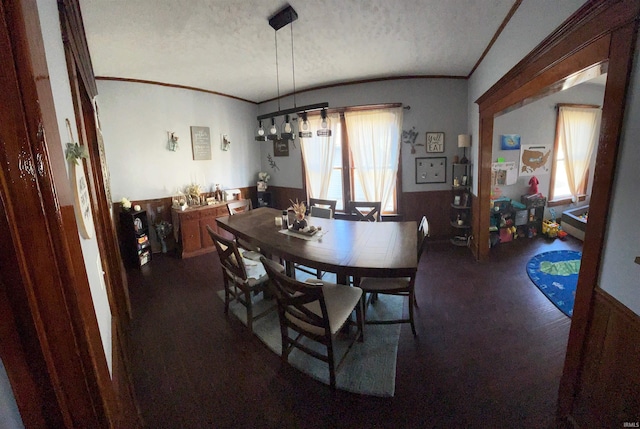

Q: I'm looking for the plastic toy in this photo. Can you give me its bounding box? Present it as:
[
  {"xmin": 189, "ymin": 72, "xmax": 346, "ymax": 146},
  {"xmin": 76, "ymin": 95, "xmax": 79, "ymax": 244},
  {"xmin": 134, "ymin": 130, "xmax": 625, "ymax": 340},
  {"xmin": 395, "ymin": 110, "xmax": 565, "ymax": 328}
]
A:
[{"xmin": 529, "ymin": 176, "xmax": 539, "ymax": 194}]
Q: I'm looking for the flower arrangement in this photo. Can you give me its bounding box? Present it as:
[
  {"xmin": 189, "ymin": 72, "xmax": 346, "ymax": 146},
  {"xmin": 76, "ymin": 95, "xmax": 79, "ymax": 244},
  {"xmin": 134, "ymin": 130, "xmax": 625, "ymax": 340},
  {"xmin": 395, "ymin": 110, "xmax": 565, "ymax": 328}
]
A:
[
  {"xmin": 185, "ymin": 183, "xmax": 202, "ymax": 198},
  {"xmin": 121, "ymin": 197, "xmax": 132, "ymax": 210},
  {"xmin": 258, "ymin": 172, "xmax": 270, "ymax": 183},
  {"xmin": 288, "ymin": 199, "xmax": 308, "ymax": 231}
]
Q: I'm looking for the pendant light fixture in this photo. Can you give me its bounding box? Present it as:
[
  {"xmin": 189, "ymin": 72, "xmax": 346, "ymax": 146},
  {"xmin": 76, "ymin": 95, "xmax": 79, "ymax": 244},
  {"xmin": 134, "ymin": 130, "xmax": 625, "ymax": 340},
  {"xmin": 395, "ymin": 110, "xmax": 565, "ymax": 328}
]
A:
[
  {"xmin": 298, "ymin": 112, "xmax": 312, "ymax": 138},
  {"xmin": 255, "ymin": 120, "xmax": 266, "ymax": 141},
  {"xmin": 256, "ymin": 4, "xmax": 328, "ymax": 141},
  {"xmin": 281, "ymin": 115, "xmax": 294, "ymax": 140},
  {"xmin": 317, "ymin": 109, "xmax": 331, "ymax": 137},
  {"xmin": 267, "ymin": 117, "xmax": 278, "ymax": 141}
]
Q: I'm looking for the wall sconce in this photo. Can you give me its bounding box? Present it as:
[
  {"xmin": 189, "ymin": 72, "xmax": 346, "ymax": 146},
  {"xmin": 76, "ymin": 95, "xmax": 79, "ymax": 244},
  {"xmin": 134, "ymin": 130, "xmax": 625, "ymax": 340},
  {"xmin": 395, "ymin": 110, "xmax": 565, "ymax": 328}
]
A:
[
  {"xmin": 458, "ymin": 134, "xmax": 471, "ymax": 164},
  {"xmin": 221, "ymin": 134, "xmax": 231, "ymax": 151},
  {"xmin": 168, "ymin": 131, "xmax": 179, "ymax": 151}
]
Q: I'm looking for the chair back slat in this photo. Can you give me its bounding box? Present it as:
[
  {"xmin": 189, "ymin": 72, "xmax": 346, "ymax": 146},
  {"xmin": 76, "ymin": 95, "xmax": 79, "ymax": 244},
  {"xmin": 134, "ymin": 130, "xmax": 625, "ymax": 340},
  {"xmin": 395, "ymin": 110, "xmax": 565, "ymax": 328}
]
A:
[
  {"xmin": 308, "ymin": 198, "xmax": 337, "ymax": 215},
  {"xmin": 227, "ymin": 199, "xmax": 252, "ymax": 215},
  {"xmin": 310, "ymin": 206, "xmax": 333, "ymax": 219},
  {"xmin": 261, "ymin": 257, "xmax": 330, "ymax": 333},
  {"xmin": 207, "ymin": 225, "xmax": 247, "ymax": 280},
  {"xmin": 348, "ymin": 201, "xmax": 381, "ymax": 222},
  {"xmin": 417, "ymin": 216, "xmax": 430, "ymax": 262}
]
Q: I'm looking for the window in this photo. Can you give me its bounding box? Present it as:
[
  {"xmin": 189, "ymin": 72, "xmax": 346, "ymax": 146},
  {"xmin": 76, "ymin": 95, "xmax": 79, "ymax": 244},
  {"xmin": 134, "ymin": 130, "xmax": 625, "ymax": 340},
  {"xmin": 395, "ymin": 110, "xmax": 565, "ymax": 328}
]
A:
[
  {"xmin": 550, "ymin": 105, "xmax": 600, "ymax": 203},
  {"xmin": 300, "ymin": 106, "xmax": 403, "ymax": 214}
]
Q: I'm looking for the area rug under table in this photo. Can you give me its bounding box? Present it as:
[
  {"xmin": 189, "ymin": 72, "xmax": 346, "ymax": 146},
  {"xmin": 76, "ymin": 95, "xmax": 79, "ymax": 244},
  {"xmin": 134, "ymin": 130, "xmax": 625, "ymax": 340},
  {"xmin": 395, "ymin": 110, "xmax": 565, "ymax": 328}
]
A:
[
  {"xmin": 526, "ymin": 250, "xmax": 582, "ymax": 317},
  {"xmin": 216, "ymin": 289, "xmax": 402, "ymax": 397}
]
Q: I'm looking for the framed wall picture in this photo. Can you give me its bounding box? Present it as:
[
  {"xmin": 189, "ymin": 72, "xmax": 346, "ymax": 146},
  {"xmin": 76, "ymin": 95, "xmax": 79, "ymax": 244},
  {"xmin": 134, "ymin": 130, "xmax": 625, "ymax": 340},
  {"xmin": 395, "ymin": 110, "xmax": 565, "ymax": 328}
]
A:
[
  {"xmin": 190, "ymin": 126, "xmax": 211, "ymax": 160},
  {"xmin": 426, "ymin": 132, "xmax": 445, "ymax": 153},
  {"xmin": 416, "ymin": 157, "xmax": 447, "ymax": 184},
  {"xmin": 273, "ymin": 139, "xmax": 289, "ymax": 157}
]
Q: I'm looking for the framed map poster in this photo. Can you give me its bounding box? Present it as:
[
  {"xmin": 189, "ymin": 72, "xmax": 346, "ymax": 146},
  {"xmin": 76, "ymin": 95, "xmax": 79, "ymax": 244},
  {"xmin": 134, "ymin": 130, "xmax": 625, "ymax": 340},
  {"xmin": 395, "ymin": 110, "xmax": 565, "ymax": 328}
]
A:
[
  {"xmin": 190, "ymin": 126, "xmax": 211, "ymax": 160},
  {"xmin": 519, "ymin": 144, "xmax": 551, "ymax": 176}
]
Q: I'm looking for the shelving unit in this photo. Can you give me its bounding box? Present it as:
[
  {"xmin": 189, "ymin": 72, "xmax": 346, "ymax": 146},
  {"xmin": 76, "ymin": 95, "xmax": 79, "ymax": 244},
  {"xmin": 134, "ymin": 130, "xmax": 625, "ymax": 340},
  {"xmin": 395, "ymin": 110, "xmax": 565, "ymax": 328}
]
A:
[
  {"xmin": 120, "ymin": 210, "xmax": 152, "ymax": 267},
  {"xmin": 450, "ymin": 163, "xmax": 472, "ymax": 246}
]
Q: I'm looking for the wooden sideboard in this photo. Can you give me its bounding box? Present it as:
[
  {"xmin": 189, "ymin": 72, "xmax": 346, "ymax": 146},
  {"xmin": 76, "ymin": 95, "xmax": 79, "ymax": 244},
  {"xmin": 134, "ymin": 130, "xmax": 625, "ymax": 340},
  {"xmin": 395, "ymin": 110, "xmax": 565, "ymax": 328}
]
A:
[{"xmin": 171, "ymin": 202, "xmax": 233, "ymax": 258}]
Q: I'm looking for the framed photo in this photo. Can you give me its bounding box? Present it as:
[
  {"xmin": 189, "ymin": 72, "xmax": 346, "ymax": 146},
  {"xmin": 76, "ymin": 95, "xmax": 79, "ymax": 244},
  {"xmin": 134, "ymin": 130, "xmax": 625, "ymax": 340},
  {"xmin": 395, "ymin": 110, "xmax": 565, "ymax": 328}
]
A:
[
  {"xmin": 273, "ymin": 139, "xmax": 289, "ymax": 157},
  {"xmin": 416, "ymin": 157, "xmax": 447, "ymax": 184},
  {"xmin": 500, "ymin": 134, "xmax": 521, "ymax": 150},
  {"xmin": 426, "ymin": 132, "xmax": 445, "ymax": 153}
]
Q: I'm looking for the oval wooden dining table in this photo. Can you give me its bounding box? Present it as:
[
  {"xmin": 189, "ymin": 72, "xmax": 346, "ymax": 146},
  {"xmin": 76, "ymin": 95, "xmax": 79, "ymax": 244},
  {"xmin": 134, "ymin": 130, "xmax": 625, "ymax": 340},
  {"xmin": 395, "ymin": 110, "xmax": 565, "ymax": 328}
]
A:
[{"xmin": 216, "ymin": 207, "xmax": 417, "ymax": 285}]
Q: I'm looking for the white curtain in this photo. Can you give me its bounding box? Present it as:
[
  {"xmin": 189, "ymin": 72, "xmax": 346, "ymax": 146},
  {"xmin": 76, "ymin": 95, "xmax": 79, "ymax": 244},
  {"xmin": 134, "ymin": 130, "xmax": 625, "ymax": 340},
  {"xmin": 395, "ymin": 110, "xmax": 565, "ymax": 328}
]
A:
[
  {"xmin": 344, "ymin": 107, "xmax": 403, "ymax": 209},
  {"xmin": 558, "ymin": 106, "xmax": 600, "ymax": 200},
  {"xmin": 299, "ymin": 113, "xmax": 340, "ymax": 199}
]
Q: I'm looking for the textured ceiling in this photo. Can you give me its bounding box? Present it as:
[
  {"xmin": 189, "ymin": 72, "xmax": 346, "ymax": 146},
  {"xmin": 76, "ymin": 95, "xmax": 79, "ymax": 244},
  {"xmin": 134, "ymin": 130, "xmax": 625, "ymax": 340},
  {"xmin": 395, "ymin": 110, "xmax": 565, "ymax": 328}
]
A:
[{"xmin": 79, "ymin": 0, "xmax": 517, "ymax": 103}]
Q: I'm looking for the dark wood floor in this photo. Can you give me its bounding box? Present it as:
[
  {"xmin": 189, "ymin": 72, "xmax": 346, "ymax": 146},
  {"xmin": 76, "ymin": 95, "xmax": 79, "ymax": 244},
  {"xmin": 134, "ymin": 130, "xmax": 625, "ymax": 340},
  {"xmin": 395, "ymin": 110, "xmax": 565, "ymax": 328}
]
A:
[{"xmin": 124, "ymin": 235, "xmax": 582, "ymax": 428}]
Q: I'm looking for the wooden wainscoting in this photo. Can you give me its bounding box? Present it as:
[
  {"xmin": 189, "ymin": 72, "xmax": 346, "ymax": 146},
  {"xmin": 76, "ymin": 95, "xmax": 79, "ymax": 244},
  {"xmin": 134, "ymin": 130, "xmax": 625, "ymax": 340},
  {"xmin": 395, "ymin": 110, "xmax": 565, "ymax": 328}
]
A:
[
  {"xmin": 401, "ymin": 190, "xmax": 456, "ymax": 241},
  {"xmin": 569, "ymin": 287, "xmax": 640, "ymax": 427}
]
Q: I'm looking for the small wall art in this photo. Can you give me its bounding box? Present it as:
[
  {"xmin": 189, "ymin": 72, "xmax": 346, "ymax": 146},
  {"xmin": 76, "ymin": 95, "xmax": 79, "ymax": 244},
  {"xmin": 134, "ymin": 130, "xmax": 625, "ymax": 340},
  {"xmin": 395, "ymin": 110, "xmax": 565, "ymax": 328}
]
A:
[
  {"xmin": 416, "ymin": 156, "xmax": 447, "ymax": 184},
  {"xmin": 500, "ymin": 134, "xmax": 521, "ymax": 150},
  {"xmin": 221, "ymin": 134, "xmax": 231, "ymax": 151},
  {"xmin": 190, "ymin": 126, "xmax": 211, "ymax": 160},
  {"xmin": 426, "ymin": 132, "xmax": 445, "ymax": 153},
  {"xmin": 273, "ymin": 139, "xmax": 289, "ymax": 157}
]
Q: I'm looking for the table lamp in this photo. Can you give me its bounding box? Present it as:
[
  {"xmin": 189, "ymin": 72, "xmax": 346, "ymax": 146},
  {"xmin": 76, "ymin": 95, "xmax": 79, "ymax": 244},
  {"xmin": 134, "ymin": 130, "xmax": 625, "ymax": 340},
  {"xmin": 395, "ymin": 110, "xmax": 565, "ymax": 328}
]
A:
[{"xmin": 458, "ymin": 134, "xmax": 471, "ymax": 164}]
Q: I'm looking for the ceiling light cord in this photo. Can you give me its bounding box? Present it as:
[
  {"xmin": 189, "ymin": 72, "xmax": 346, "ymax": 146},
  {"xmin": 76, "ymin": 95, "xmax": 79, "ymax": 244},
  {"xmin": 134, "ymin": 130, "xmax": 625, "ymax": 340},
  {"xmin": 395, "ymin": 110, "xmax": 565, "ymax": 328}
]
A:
[
  {"xmin": 275, "ymin": 31, "xmax": 281, "ymax": 112},
  {"xmin": 290, "ymin": 21, "xmax": 296, "ymax": 109}
]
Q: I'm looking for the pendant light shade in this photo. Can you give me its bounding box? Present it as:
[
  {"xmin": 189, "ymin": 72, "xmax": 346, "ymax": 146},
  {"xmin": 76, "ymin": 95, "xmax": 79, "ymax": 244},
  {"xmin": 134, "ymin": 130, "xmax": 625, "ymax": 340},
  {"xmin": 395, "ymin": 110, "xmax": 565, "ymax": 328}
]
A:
[
  {"xmin": 317, "ymin": 109, "xmax": 332, "ymax": 137},
  {"xmin": 281, "ymin": 115, "xmax": 294, "ymax": 140},
  {"xmin": 298, "ymin": 112, "xmax": 312, "ymax": 138},
  {"xmin": 267, "ymin": 117, "xmax": 279, "ymax": 141},
  {"xmin": 255, "ymin": 120, "xmax": 266, "ymax": 141}
]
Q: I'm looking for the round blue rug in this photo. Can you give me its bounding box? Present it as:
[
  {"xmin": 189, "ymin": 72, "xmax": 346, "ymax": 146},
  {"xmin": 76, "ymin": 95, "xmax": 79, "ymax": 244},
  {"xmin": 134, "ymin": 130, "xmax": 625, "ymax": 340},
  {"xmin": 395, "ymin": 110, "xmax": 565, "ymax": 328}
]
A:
[{"xmin": 526, "ymin": 250, "xmax": 582, "ymax": 318}]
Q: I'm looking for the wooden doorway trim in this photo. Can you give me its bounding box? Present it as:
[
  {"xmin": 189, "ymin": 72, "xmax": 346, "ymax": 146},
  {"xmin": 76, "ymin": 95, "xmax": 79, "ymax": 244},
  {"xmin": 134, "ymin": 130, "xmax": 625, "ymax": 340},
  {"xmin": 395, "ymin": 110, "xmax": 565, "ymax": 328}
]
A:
[
  {"xmin": 475, "ymin": 0, "xmax": 639, "ymax": 423},
  {"xmin": 0, "ymin": 0, "xmax": 113, "ymax": 425}
]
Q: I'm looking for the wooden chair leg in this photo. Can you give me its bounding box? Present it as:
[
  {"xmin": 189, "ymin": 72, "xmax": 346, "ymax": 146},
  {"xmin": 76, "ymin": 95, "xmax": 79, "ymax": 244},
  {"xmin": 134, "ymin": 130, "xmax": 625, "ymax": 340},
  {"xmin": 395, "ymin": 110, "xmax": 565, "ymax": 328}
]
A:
[
  {"xmin": 409, "ymin": 290, "xmax": 417, "ymax": 336},
  {"xmin": 245, "ymin": 289, "xmax": 253, "ymax": 333}
]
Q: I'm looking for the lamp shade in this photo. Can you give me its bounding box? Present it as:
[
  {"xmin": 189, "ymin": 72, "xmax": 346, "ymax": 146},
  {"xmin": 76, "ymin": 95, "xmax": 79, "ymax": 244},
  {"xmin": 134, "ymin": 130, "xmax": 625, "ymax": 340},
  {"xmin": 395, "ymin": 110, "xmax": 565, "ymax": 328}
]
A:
[{"xmin": 458, "ymin": 134, "xmax": 471, "ymax": 148}]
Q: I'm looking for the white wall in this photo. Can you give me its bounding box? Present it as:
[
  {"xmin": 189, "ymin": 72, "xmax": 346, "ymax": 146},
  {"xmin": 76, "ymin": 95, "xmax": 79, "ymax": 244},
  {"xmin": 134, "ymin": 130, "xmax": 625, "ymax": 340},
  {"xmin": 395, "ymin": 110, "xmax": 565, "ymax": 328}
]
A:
[
  {"xmin": 599, "ymin": 40, "xmax": 640, "ymax": 316},
  {"xmin": 467, "ymin": 0, "xmax": 588, "ymax": 195},
  {"xmin": 0, "ymin": 359, "xmax": 23, "ymax": 429},
  {"xmin": 36, "ymin": 0, "xmax": 113, "ymax": 373},
  {"xmin": 257, "ymin": 78, "xmax": 468, "ymax": 192},
  {"xmin": 97, "ymin": 81, "xmax": 259, "ymax": 200},
  {"xmin": 493, "ymin": 81, "xmax": 604, "ymax": 213}
]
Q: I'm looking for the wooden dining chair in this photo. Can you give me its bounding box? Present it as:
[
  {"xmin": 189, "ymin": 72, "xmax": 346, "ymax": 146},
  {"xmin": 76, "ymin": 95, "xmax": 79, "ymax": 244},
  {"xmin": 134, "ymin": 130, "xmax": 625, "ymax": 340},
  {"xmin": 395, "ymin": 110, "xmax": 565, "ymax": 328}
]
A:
[
  {"xmin": 357, "ymin": 216, "xmax": 429, "ymax": 336},
  {"xmin": 226, "ymin": 199, "xmax": 259, "ymax": 251},
  {"xmin": 348, "ymin": 201, "xmax": 381, "ymax": 222},
  {"xmin": 308, "ymin": 198, "xmax": 337, "ymax": 216},
  {"xmin": 227, "ymin": 199, "xmax": 252, "ymax": 215},
  {"xmin": 296, "ymin": 202, "xmax": 335, "ymax": 279},
  {"xmin": 207, "ymin": 226, "xmax": 283, "ymax": 334},
  {"xmin": 260, "ymin": 256, "xmax": 364, "ymax": 390}
]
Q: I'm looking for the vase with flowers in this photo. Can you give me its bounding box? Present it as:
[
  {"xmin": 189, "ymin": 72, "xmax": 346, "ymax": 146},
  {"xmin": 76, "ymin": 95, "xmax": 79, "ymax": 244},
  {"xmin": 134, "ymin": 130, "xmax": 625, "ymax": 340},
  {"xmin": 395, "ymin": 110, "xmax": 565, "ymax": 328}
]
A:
[
  {"xmin": 257, "ymin": 171, "xmax": 270, "ymax": 192},
  {"xmin": 289, "ymin": 199, "xmax": 307, "ymax": 231}
]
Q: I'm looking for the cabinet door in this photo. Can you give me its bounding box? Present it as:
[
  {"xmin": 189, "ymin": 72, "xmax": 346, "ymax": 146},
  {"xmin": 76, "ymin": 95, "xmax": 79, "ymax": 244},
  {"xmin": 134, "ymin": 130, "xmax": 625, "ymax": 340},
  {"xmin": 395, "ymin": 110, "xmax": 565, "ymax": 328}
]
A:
[
  {"xmin": 199, "ymin": 213, "xmax": 218, "ymax": 249},
  {"xmin": 180, "ymin": 212, "xmax": 201, "ymax": 254}
]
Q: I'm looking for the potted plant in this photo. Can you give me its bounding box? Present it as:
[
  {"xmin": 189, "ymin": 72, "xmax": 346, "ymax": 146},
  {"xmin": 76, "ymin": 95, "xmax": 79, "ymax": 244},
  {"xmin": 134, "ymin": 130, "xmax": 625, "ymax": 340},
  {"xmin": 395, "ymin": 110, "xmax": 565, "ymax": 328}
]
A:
[
  {"xmin": 257, "ymin": 171, "xmax": 270, "ymax": 192},
  {"xmin": 289, "ymin": 199, "xmax": 307, "ymax": 231}
]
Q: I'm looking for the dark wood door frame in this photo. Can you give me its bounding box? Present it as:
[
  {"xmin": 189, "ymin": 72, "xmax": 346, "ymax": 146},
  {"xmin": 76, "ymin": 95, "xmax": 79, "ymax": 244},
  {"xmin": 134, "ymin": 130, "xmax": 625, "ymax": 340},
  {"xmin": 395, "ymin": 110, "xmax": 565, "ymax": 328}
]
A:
[{"xmin": 475, "ymin": 0, "xmax": 639, "ymax": 424}]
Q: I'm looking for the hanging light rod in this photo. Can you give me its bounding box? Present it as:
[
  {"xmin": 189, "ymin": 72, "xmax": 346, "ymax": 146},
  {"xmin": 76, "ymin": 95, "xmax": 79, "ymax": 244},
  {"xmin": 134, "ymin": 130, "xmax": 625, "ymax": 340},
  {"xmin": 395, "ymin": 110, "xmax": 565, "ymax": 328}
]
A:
[{"xmin": 257, "ymin": 102, "xmax": 329, "ymax": 121}]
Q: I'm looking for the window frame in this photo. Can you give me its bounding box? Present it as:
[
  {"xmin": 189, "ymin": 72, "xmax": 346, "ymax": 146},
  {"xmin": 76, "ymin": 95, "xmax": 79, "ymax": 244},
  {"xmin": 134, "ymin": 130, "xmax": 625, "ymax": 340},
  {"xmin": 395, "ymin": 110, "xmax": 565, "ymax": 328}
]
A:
[
  {"xmin": 548, "ymin": 103, "xmax": 599, "ymax": 207},
  {"xmin": 303, "ymin": 103, "xmax": 403, "ymax": 214}
]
